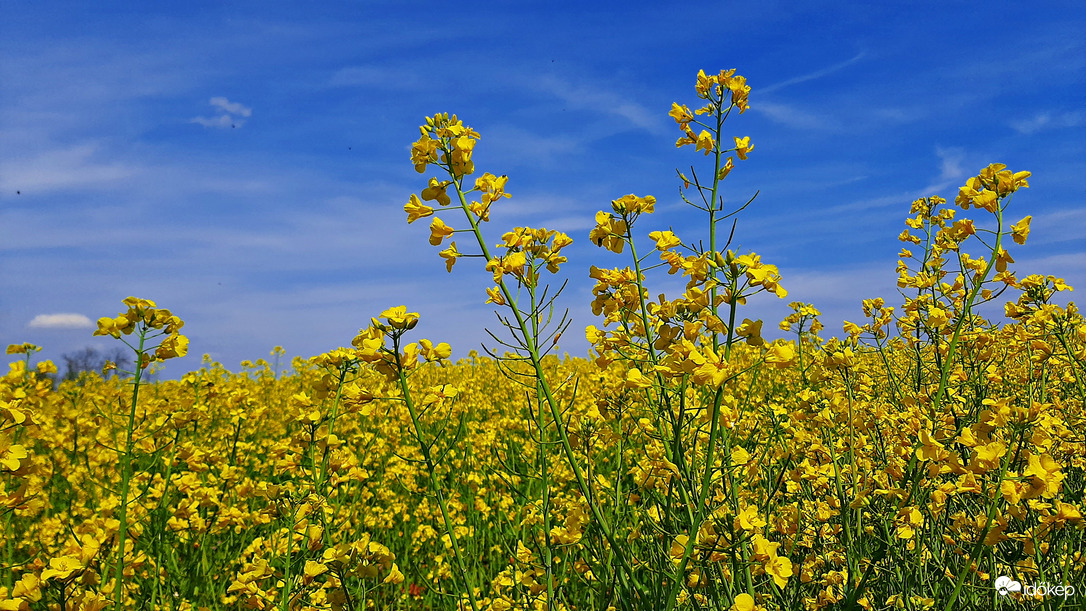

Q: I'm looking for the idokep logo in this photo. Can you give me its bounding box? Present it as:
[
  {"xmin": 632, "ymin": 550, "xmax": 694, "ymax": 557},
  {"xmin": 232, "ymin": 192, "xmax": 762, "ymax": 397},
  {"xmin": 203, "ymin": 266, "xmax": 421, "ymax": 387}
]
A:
[
  {"xmin": 995, "ymin": 575, "xmax": 1076, "ymax": 599},
  {"xmin": 995, "ymin": 576, "xmax": 1022, "ymax": 596}
]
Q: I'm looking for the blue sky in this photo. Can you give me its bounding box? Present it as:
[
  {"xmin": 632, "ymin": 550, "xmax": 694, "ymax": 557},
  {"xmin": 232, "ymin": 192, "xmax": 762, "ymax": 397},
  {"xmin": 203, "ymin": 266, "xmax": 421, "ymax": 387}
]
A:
[{"xmin": 2, "ymin": 2, "xmax": 1084, "ymax": 377}]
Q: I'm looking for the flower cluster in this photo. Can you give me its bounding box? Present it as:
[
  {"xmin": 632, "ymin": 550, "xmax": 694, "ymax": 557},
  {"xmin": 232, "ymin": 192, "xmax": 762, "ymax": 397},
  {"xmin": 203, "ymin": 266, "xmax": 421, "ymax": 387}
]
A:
[
  {"xmin": 93, "ymin": 297, "xmax": 188, "ymax": 364},
  {"xmin": 671, "ymin": 69, "xmax": 752, "ymax": 161}
]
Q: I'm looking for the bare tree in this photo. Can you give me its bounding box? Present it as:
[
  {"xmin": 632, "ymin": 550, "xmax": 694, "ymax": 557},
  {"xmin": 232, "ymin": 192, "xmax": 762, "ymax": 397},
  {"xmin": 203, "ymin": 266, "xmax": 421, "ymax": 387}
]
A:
[{"xmin": 61, "ymin": 346, "xmax": 132, "ymax": 381}]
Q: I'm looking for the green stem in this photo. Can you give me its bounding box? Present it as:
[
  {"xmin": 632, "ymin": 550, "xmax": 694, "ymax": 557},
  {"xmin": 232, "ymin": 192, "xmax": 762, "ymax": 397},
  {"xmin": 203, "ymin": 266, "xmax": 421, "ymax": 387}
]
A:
[
  {"xmin": 280, "ymin": 503, "xmax": 295, "ymax": 611},
  {"xmin": 318, "ymin": 363, "xmax": 349, "ymax": 496},
  {"xmin": 112, "ymin": 329, "xmax": 147, "ymax": 608},
  {"xmin": 392, "ymin": 334, "xmax": 481, "ymax": 611}
]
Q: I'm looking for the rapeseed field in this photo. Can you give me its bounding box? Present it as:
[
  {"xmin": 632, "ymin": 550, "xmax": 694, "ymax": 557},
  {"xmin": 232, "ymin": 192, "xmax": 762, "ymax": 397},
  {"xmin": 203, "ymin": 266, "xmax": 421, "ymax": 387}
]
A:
[{"xmin": 2, "ymin": 69, "xmax": 1083, "ymax": 611}]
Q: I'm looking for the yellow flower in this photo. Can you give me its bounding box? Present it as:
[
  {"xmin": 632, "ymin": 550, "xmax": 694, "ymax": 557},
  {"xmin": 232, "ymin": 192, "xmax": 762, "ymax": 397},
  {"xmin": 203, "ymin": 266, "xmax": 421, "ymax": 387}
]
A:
[
  {"xmin": 927, "ymin": 307, "xmax": 949, "ymax": 329},
  {"xmin": 648, "ymin": 230, "xmax": 682, "ymax": 251},
  {"xmin": 731, "ymin": 593, "xmax": 755, "ymax": 611},
  {"xmin": 41, "ymin": 555, "xmax": 84, "ymax": 582},
  {"xmin": 93, "ymin": 315, "xmax": 132, "ymax": 338},
  {"xmin": 624, "ymin": 368, "xmax": 653, "ymax": 389},
  {"xmin": 485, "ymin": 286, "xmax": 506, "ymax": 306},
  {"xmin": 611, "ymin": 193, "xmax": 656, "ymax": 214},
  {"xmin": 735, "ymin": 505, "xmax": 766, "ymax": 532},
  {"xmin": 404, "ymin": 193, "xmax": 434, "ymax": 223},
  {"xmin": 669, "ymin": 534, "xmax": 689, "ymax": 559},
  {"xmin": 419, "ymin": 340, "xmax": 452, "ymax": 361},
  {"xmin": 750, "ymin": 534, "xmax": 778, "ymax": 560},
  {"xmin": 122, "ymin": 296, "xmax": 157, "ymax": 310},
  {"xmin": 1024, "ymin": 453, "xmax": 1063, "ymax": 498},
  {"xmin": 746, "ymin": 263, "xmax": 786, "ymax": 297},
  {"xmin": 916, "ymin": 429, "xmax": 949, "ymax": 462},
  {"xmin": 695, "ymin": 130, "xmax": 714, "ymax": 155},
  {"xmin": 485, "ymin": 252, "xmax": 527, "ymax": 282},
  {"xmin": 11, "ymin": 572, "xmax": 42, "ymax": 603},
  {"xmin": 384, "ymin": 563, "xmax": 405, "ymax": 584},
  {"xmin": 589, "ymin": 211, "xmax": 627, "ymax": 254},
  {"xmin": 669, "ymin": 102, "xmax": 694, "ymax": 125},
  {"xmin": 410, "ymin": 135, "xmax": 439, "ymax": 173},
  {"xmin": 1011, "ymin": 215, "xmax": 1032, "ymax": 245},
  {"xmin": 765, "ymin": 554, "xmax": 793, "ymax": 588},
  {"xmin": 421, "ymin": 177, "xmax": 452, "ymax": 206},
  {"xmin": 734, "ymin": 136, "xmax": 754, "ymax": 160},
  {"xmin": 154, "ymin": 333, "xmax": 189, "ymax": 360},
  {"xmin": 717, "ymin": 157, "xmax": 735, "ymax": 180},
  {"xmin": 1001, "ymin": 479, "xmax": 1023, "ymax": 505},
  {"xmin": 994, "ymin": 247, "xmax": 1015, "ymax": 272},
  {"xmin": 764, "ymin": 341, "xmax": 795, "ymax": 368},
  {"xmin": 0, "ymin": 444, "xmax": 28, "ymax": 472},
  {"xmin": 439, "ymin": 241, "xmax": 460, "ymax": 272},
  {"xmin": 303, "ymin": 560, "xmax": 327, "ymax": 584},
  {"xmin": 724, "ymin": 73, "xmax": 751, "ymax": 113},
  {"xmin": 380, "ymin": 306, "xmax": 419, "ymax": 330},
  {"xmin": 1052, "ymin": 501, "xmax": 1082, "ymax": 524},
  {"xmin": 736, "ymin": 318, "xmax": 765, "ymax": 347},
  {"xmin": 691, "ymin": 350, "xmax": 730, "ymax": 387},
  {"xmin": 429, "ymin": 217, "xmax": 454, "ymax": 245},
  {"xmin": 695, "ymin": 69, "xmax": 715, "ymax": 97},
  {"xmin": 970, "ymin": 441, "xmax": 1007, "ymax": 473}
]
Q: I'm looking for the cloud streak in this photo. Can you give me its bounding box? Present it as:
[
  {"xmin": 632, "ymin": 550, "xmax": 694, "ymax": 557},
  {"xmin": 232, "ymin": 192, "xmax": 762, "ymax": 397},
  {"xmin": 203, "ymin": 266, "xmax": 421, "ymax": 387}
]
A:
[
  {"xmin": 1010, "ymin": 111, "xmax": 1084, "ymax": 135},
  {"xmin": 755, "ymin": 101, "xmax": 838, "ymax": 130},
  {"xmin": 760, "ymin": 52, "xmax": 867, "ymax": 95},
  {"xmin": 531, "ymin": 75, "xmax": 666, "ymax": 135},
  {"xmin": 0, "ymin": 144, "xmax": 137, "ymax": 193}
]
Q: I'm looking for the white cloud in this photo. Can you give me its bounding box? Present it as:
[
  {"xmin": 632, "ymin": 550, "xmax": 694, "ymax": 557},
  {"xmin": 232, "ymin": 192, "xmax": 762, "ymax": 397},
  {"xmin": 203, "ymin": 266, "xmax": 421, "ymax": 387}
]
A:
[
  {"xmin": 210, "ymin": 96, "xmax": 252, "ymax": 117},
  {"xmin": 28, "ymin": 313, "xmax": 94, "ymax": 329},
  {"xmin": 191, "ymin": 97, "xmax": 251, "ymax": 128},
  {"xmin": 1011, "ymin": 111, "xmax": 1084, "ymax": 135},
  {"xmin": 190, "ymin": 114, "xmax": 234, "ymax": 128}
]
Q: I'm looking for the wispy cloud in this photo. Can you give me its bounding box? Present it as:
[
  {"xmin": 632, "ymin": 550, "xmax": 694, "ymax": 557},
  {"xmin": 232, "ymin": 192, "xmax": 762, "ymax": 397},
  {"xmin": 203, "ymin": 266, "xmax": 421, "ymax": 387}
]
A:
[
  {"xmin": 823, "ymin": 148, "xmax": 968, "ymax": 215},
  {"xmin": 29, "ymin": 313, "xmax": 94, "ymax": 329},
  {"xmin": 0, "ymin": 144, "xmax": 137, "ymax": 193},
  {"xmin": 329, "ymin": 65, "xmax": 421, "ymax": 89},
  {"xmin": 191, "ymin": 96, "xmax": 252, "ymax": 128},
  {"xmin": 755, "ymin": 101, "xmax": 838, "ymax": 130},
  {"xmin": 484, "ymin": 125, "xmax": 582, "ymax": 166},
  {"xmin": 921, "ymin": 146, "xmax": 967, "ymax": 193},
  {"xmin": 1010, "ymin": 111, "xmax": 1084, "ymax": 135},
  {"xmin": 531, "ymin": 75, "xmax": 666, "ymax": 134},
  {"xmin": 760, "ymin": 52, "xmax": 867, "ymax": 94}
]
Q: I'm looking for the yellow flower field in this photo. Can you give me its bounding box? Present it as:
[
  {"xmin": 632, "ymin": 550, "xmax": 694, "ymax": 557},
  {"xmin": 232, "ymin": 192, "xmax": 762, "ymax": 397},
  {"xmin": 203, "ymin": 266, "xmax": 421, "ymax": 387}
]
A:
[{"xmin": 2, "ymin": 69, "xmax": 1083, "ymax": 611}]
